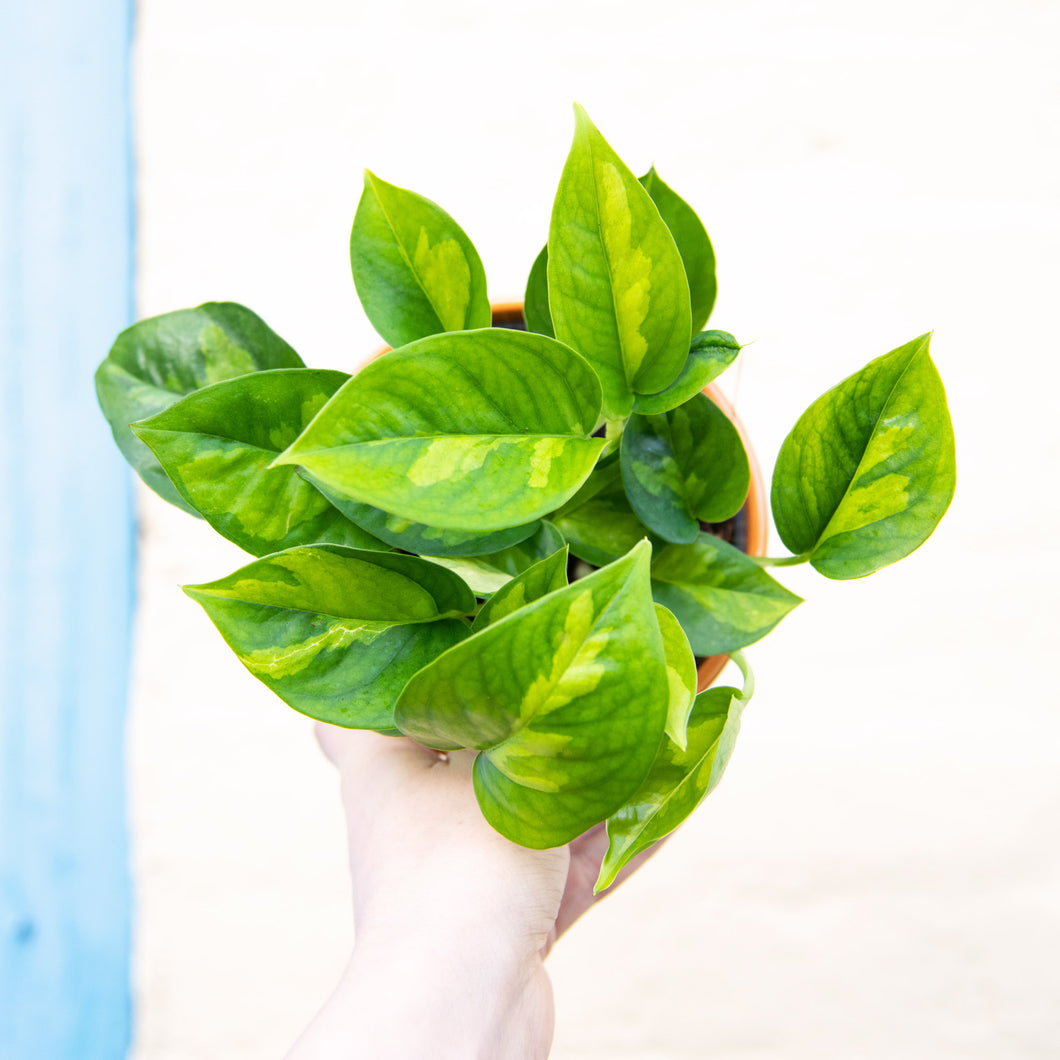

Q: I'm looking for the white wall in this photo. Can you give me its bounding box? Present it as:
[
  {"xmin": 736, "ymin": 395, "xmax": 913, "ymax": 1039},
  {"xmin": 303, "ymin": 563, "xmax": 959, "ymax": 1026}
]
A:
[{"xmin": 130, "ymin": 2, "xmax": 1060, "ymax": 1056}]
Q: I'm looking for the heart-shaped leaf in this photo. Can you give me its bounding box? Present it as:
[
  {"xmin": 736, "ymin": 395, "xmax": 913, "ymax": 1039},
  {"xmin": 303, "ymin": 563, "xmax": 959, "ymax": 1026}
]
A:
[
  {"xmin": 304, "ymin": 476, "xmax": 539, "ymax": 558},
  {"xmin": 548, "ymin": 105, "xmax": 691, "ymax": 417},
  {"xmin": 621, "ymin": 392, "xmax": 750, "ymax": 544},
  {"xmin": 132, "ymin": 370, "xmax": 386, "ymax": 556},
  {"xmin": 184, "ymin": 546, "xmax": 475, "ymax": 731},
  {"xmin": 639, "ymin": 167, "xmax": 717, "ymax": 332},
  {"xmin": 523, "ymin": 245, "xmax": 554, "ymax": 337},
  {"xmin": 95, "ymin": 302, "xmax": 304, "ymax": 513},
  {"xmin": 395, "ymin": 540, "xmax": 669, "ymax": 848},
  {"xmin": 595, "ymin": 670, "xmax": 751, "ymax": 892},
  {"xmin": 350, "ymin": 171, "xmax": 491, "ymax": 348},
  {"xmin": 632, "ymin": 331, "xmax": 741, "ymax": 415},
  {"xmin": 551, "ymin": 475, "xmax": 650, "ymax": 568},
  {"xmin": 274, "ymin": 329, "xmax": 606, "ymax": 530},
  {"xmin": 655, "ymin": 604, "xmax": 697, "ymax": 750},
  {"xmin": 429, "ymin": 522, "xmax": 568, "ymax": 595},
  {"xmin": 771, "ymin": 333, "xmax": 956, "ymax": 579},
  {"xmin": 472, "ymin": 546, "xmax": 569, "ymax": 631},
  {"xmin": 651, "ymin": 534, "xmax": 802, "ymax": 655}
]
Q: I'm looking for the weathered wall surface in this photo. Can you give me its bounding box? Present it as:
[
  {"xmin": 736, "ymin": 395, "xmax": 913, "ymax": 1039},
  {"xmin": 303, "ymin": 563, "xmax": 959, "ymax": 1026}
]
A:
[{"xmin": 131, "ymin": 2, "xmax": 1059, "ymax": 1056}]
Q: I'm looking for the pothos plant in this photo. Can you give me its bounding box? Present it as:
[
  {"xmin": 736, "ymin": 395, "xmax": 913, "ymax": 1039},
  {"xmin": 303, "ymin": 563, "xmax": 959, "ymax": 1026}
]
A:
[{"xmin": 96, "ymin": 105, "xmax": 956, "ymax": 891}]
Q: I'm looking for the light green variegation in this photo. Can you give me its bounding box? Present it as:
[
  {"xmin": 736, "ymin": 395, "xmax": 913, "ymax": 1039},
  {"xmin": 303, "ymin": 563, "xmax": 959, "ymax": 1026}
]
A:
[
  {"xmin": 303, "ymin": 475, "xmax": 539, "ymax": 559},
  {"xmin": 430, "ymin": 523, "xmax": 568, "ymax": 595},
  {"xmin": 132, "ymin": 370, "xmax": 386, "ymax": 557},
  {"xmin": 94, "ymin": 302, "xmax": 304, "ymax": 513},
  {"xmin": 595, "ymin": 658, "xmax": 752, "ymax": 892},
  {"xmin": 184, "ymin": 546, "xmax": 475, "ymax": 731},
  {"xmin": 651, "ymin": 534, "xmax": 802, "ymax": 656},
  {"xmin": 350, "ymin": 171, "xmax": 490, "ymax": 348},
  {"xmin": 274, "ymin": 329, "xmax": 606, "ymax": 530},
  {"xmin": 472, "ymin": 546, "xmax": 569, "ymax": 631},
  {"xmin": 395, "ymin": 541, "xmax": 668, "ymax": 848},
  {"xmin": 621, "ymin": 392, "xmax": 750, "ymax": 544},
  {"xmin": 771, "ymin": 333, "xmax": 956, "ymax": 579},
  {"xmin": 655, "ymin": 604, "xmax": 697, "ymax": 750},
  {"xmin": 551, "ymin": 475, "xmax": 649, "ymax": 568},
  {"xmin": 632, "ymin": 331, "xmax": 741, "ymax": 415},
  {"xmin": 639, "ymin": 167, "xmax": 717, "ymax": 333},
  {"xmin": 548, "ymin": 105, "xmax": 691, "ymax": 417},
  {"xmin": 523, "ymin": 245, "xmax": 554, "ymax": 338}
]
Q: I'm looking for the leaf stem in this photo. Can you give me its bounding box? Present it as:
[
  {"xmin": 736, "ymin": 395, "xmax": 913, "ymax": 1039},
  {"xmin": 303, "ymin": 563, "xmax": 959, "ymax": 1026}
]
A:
[
  {"xmin": 751, "ymin": 553, "xmax": 810, "ymax": 568},
  {"xmin": 728, "ymin": 650, "xmax": 755, "ymax": 702}
]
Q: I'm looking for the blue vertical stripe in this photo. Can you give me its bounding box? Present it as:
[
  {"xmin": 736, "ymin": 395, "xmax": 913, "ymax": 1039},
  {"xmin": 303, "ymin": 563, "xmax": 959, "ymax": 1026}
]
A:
[{"xmin": 0, "ymin": 0, "xmax": 136, "ymax": 1056}]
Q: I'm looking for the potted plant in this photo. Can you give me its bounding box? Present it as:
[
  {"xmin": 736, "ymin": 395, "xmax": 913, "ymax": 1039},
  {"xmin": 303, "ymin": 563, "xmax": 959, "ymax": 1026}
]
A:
[{"xmin": 95, "ymin": 105, "xmax": 955, "ymax": 892}]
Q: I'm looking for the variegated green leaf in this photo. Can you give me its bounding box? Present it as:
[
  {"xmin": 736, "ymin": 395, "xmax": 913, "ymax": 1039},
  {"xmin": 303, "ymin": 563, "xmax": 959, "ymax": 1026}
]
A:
[
  {"xmin": 655, "ymin": 604, "xmax": 697, "ymax": 750},
  {"xmin": 94, "ymin": 302, "xmax": 303, "ymax": 513},
  {"xmin": 303, "ymin": 475, "xmax": 539, "ymax": 558},
  {"xmin": 183, "ymin": 546, "xmax": 475, "ymax": 731},
  {"xmin": 274, "ymin": 329, "xmax": 606, "ymax": 531},
  {"xmin": 472, "ymin": 546, "xmax": 569, "ymax": 631},
  {"xmin": 771, "ymin": 333, "xmax": 956, "ymax": 579},
  {"xmin": 632, "ymin": 331, "xmax": 741, "ymax": 415},
  {"xmin": 132, "ymin": 370, "xmax": 386, "ymax": 557},
  {"xmin": 429, "ymin": 522, "xmax": 568, "ymax": 595},
  {"xmin": 651, "ymin": 534, "xmax": 802, "ymax": 655},
  {"xmin": 548, "ymin": 105, "xmax": 691, "ymax": 417},
  {"xmin": 395, "ymin": 541, "xmax": 669, "ymax": 848},
  {"xmin": 595, "ymin": 664, "xmax": 752, "ymax": 892},
  {"xmin": 523, "ymin": 245, "xmax": 554, "ymax": 337},
  {"xmin": 350, "ymin": 171, "xmax": 490, "ymax": 348},
  {"xmin": 621, "ymin": 392, "xmax": 750, "ymax": 544},
  {"xmin": 551, "ymin": 475, "xmax": 649, "ymax": 568},
  {"xmin": 639, "ymin": 167, "xmax": 717, "ymax": 333}
]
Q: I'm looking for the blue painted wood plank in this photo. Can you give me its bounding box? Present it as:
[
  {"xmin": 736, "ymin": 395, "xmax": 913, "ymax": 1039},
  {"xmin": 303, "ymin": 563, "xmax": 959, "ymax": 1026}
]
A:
[{"xmin": 0, "ymin": 0, "xmax": 136, "ymax": 1056}]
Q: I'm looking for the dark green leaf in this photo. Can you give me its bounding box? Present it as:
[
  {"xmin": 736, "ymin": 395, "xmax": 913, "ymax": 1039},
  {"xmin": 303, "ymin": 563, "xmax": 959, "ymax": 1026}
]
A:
[
  {"xmin": 395, "ymin": 541, "xmax": 669, "ymax": 848},
  {"xmin": 632, "ymin": 331, "xmax": 741, "ymax": 415},
  {"xmin": 183, "ymin": 546, "xmax": 475, "ymax": 731},
  {"xmin": 350, "ymin": 171, "xmax": 491, "ymax": 348},
  {"xmin": 94, "ymin": 302, "xmax": 303, "ymax": 513},
  {"xmin": 655, "ymin": 604, "xmax": 697, "ymax": 750},
  {"xmin": 771, "ymin": 333, "xmax": 956, "ymax": 579},
  {"xmin": 621, "ymin": 392, "xmax": 750, "ymax": 544},
  {"xmin": 472, "ymin": 546, "xmax": 569, "ymax": 631},
  {"xmin": 132, "ymin": 370, "xmax": 386, "ymax": 557},
  {"xmin": 596, "ymin": 675, "xmax": 750, "ymax": 892},
  {"xmin": 640, "ymin": 167, "xmax": 717, "ymax": 332},
  {"xmin": 548, "ymin": 105, "xmax": 691, "ymax": 417},
  {"xmin": 430, "ymin": 522, "xmax": 568, "ymax": 595},
  {"xmin": 523, "ymin": 245, "xmax": 554, "ymax": 337},
  {"xmin": 274, "ymin": 329, "xmax": 606, "ymax": 530},
  {"xmin": 651, "ymin": 534, "xmax": 802, "ymax": 655}
]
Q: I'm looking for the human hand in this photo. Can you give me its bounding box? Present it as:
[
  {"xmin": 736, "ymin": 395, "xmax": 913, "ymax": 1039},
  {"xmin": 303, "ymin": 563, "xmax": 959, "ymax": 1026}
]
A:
[{"xmin": 286, "ymin": 725, "xmax": 656, "ymax": 1060}]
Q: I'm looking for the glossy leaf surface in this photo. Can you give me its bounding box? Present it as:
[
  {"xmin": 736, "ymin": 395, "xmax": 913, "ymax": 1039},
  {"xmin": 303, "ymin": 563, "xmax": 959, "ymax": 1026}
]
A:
[
  {"xmin": 430, "ymin": 522, "xmax": 567, "ymax": 595},
  {"xmin": 596, "ymin": 679, "xmax": 749, "ymax": 891},
  {"xmin": 632, "ymin": 331, "xmax": 740, "ymax": 415},
  {"xmin": 771, "ymin": 333, "xmax": 956, "ymax": 579},
  {"xmin": 621, "ymin": 392, "xmax": 750, "ymax": 544},
  {"xmin": 274, "ymin": 329, "xmax": 606, "ymax": 530},
  {"xmin": 523, "ymin": 245, "xmax": 554, "ymax": 337},
  {"xmin": 639, "ymin": 167, "xmax": 717, "ymax": 332},
  {"xmin": 651, "ymin": 534, "xmax": 802, "ymax": 655},
  {"xmin": 94, "ymin": 302, "xmax": 303, "ymax": 512},
  {"xmin": 305, "ymin": 477, "xmax": 538, "ymax": 558},
  {"xmin": 395, "ymin": 541, "xmax": 669, "ymax": 848},
  {"xmin": 655, "ymin": 604, "xmax": 697, "ymax": 750},
  {"xmin": 184, "ymin": 546, "xmax": 475, "ymax": 731},
  {"xmin": 551, "ymin": 476, "xmax": 648, "ymax": 568},
  {"xmin": 472, "ymin": 546, "xmax": 569, "ymax": 631},
  {"xmin": 548, "ymin": 105, "xmax": 691, "ymax": 417},
  {"xmin": 133, "ymin": 370, "xmax": 385, "ymax": 556},
  {"xmin": 350, "ymin": 171, "xmax": 490, "ymax": 348}
]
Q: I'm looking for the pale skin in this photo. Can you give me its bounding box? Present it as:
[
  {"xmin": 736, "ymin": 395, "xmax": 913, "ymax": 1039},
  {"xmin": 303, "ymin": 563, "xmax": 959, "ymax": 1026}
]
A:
[{"xmin": 286, "ymin": 724, "xmax": 656, "ymax": 1060}]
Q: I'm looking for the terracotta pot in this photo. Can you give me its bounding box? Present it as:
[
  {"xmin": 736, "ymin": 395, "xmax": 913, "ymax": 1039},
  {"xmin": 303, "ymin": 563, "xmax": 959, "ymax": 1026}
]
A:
[{"xmin": 377, "ymin": 302, "xmax": 769, "ymax": 691}]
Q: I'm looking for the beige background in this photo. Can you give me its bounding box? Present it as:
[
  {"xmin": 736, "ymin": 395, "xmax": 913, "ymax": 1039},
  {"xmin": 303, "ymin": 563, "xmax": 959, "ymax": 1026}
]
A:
[{"xmin": 130, "ymin": 1, "xmax": 1059, "ymax": 1056}]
